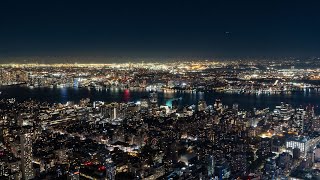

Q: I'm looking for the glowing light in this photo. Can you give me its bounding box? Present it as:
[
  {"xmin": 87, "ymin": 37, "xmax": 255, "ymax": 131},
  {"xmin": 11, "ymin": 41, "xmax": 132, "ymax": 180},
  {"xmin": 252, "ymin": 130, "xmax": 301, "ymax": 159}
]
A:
[
  {"xmin": 123, "ymin": 89, "xmax": 130, "ymax": 102},
  {"xmin": 98, "ymin": 166, "xmax": 106, "ymax": 171},
  {"xmin": 84, "ymin": 161, "xmax": 93, "ymax": 166}
]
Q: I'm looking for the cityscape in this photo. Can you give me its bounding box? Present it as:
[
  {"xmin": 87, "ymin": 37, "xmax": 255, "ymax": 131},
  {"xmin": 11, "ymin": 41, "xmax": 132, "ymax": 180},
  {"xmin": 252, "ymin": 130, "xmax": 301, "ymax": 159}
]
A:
[
  {"xmin": 1, "ymin": 59, "xmax": 320, "ymax": 179},
  {"xmin": 2, "ymin": 0, "xmax": 320, "ymax": 179}
]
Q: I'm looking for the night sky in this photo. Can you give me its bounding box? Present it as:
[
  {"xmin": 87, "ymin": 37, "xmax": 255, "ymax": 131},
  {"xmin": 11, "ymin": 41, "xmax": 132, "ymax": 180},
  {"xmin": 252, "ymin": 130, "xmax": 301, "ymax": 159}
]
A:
[{"xmin": 1, "ymin": 0, "xmax": 320, "ymax": 62}]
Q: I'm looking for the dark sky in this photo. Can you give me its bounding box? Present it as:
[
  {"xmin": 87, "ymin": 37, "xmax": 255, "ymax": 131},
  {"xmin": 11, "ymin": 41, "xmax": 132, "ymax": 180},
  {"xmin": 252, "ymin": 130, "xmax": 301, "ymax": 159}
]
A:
[{"xmin": 1, "ymin": 0, "xmax": 320, "ymax": 61}]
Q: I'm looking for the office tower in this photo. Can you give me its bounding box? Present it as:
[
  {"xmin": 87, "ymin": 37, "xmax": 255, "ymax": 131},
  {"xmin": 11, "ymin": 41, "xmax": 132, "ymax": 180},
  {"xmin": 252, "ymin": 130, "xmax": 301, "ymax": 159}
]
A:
[
  {"xmin": 278, "ymin": 152, "xmax": 292, "ymax": 171},
  {"xmin": 140, "ymin": 96, "xmax": 149, "ymax": 109},
  {"xmin": 198, "ymin": 100, "xmax": 207, "ymax": 111},
  {"xmin": 109, "ymin": 106, "xmax": 118, "ymax": 120},
  {"xmin": 149, "ymin": 92, "xmax": 158, "ymax": 108},
  {"xmin": 207, "ymin": 155, "xmax": 215, "ymax": 178},
  {"xmin": 20, "ymin": 128, "xmax": 34, "ymax": 180},
  {"xmin": 104, "ymin": 155, "xmax": 116, "ymax": 180},
  {"xmin": 263, "ymin": 158, "xmax": 277, "ymax": 179}
]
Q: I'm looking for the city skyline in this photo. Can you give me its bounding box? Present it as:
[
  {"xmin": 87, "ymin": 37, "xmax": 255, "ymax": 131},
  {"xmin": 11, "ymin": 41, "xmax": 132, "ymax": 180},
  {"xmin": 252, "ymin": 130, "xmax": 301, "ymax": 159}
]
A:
[
  {"xmin": 2, "ymin": 60, "xmax": 320, "ymax": 179},
  {"xmin": 2, "ymin": 1, "xmax": 320, "ymax": 179}
]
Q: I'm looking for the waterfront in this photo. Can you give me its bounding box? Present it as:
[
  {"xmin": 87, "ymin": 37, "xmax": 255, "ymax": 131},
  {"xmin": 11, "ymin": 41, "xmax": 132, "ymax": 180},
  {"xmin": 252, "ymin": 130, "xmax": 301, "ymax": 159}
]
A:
[{"xmin": 1, "ymin": 86, "xmax": 320, "ymax": 112}]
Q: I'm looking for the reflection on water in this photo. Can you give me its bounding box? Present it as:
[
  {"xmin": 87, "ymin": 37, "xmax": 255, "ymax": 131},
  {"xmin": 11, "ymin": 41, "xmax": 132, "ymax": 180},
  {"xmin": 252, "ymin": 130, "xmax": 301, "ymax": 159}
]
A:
[
  {"xmin": 163, "ymin": 90, "xmax": 174, "ymax": 99},
  {"xmin": 1, "ymin": 86, "xmax": 320, "ymax": 113},
  {"xmin": 122, "ymin": 89, "xmax": 131, "ymax": 102},
  {"xmin": 60, "ymin": 87, "xmax": 68, "ymax": 102}
]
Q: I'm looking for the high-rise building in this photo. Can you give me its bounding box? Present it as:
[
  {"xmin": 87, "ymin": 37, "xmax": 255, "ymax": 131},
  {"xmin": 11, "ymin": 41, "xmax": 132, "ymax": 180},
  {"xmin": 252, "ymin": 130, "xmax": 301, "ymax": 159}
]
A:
[
  {"xmin": 20, "ymin": 128, "xmax": 34, "ymax": 180},
  {"xmin": 214, "ymin": 162, "xmax": 230, "ymax": 179},
  {"xmin": 140, "ymin": 96, "xmax": 149, "ymax": 109},
  {"xmin": 0, "ymin": 155, "xmax": 8, "ymax": 178},
  {"xmin": 149, "ymin": 92, "xmax": 158, "ymax": 108},
  {"xmin": 198, "ymin": 100, "xmax": 207, "ymax": 111},
  {"xmin": 207, "ymin": 155, "xmax": 215, "ymax": 178},
  {"xmin": 109, "ymin": 107, "xmax": 118, "ymax": 120},
  {"xmin": 104, "ymin": 155, "xmax": 116, "ymax": 180},
  {"xmin": 263, "ymin": 158, "xmax": 277, "ymax": 179},
  {"xmin": 278, "ymin": 152, "xmax": 292, "ymax": 171},
  {"xmin": 231, "ymin": 153, "xmax": 247, "ymax": 174},
  {"xmin": 286, "ymin": 136, "xmax": 320, "ymax": 157},
  {"xmin": 292, "ymin": 108, "xmax": 305, "ymax": 134},
  {"xmin": 312, "ymin": 117, "xmax": 320, "ymax": 132},
  {"xmin": 304, "ymin": 151, "xmax": 314, "ymax": 169}
]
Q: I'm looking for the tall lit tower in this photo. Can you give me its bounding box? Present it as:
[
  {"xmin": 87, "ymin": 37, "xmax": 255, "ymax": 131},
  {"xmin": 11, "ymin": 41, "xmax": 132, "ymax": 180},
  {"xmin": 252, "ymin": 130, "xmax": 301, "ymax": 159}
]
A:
[
  {"xmin": 207, "ymin": 155, "xmax": 215, "ymax": 178},
  {"xmin": 18, "ymin": 114, "xmax": 34, "ymax": 180},
  {"xmin": 104, "ymin": 155, "xmax": 116, "ymax": 180},
  {"xmin": 20, "ymin": 127, "xmax": 34, "ymax": 180},
  {"xmin": 149, "ymin": 92, "xmax": 158, "ymax": 109}
]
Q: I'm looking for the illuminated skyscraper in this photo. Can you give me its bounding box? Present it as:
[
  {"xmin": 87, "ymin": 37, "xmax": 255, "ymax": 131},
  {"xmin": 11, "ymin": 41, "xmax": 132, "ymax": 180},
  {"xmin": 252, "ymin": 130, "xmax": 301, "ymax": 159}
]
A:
[
  {"xmin": 20, "ymin": 128, "xmax": 34, "ymax": 180},
  {"xmin": 17, "ymin": 113, "xmax": 34, "ymax": 180},
  {"xmin": 140, "ymin": 97, "xmax": 149, "ymax": 110},
  {"xmin": 149, "ymin": 92, "xmax": 158, "ymax": 108},
  {"xmin": 104, "ymin": 155, "xmax": 116, "ymax": 180},
  {"xmin": 263, "ymin": 158, "xmax": 277, "ymax": 179},
  {"xmin": 207, "ymin": 155, "xmax": 215, "ymax": 178},
  {"xmin": 198, "ymin": 100, "xmax": 207, "ymax": 111}
]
